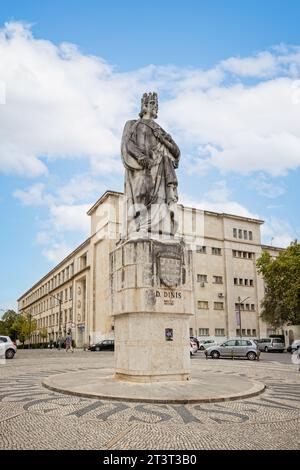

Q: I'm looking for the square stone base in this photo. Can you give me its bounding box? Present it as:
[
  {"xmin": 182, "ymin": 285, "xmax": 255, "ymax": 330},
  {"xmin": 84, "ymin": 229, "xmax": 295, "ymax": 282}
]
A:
[{"xmin": 110, "ymin": 239, "xmax": 194, "ymax": 382}]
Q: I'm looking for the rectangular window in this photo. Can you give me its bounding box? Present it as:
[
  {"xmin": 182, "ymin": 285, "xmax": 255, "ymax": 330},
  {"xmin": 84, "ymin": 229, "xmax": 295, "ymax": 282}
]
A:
[
  {"xmin": 239, "ymin": 278, "xmax": 243, "ymax": 285},
  {"xmin": 245, "ymin": 304, "xmax": 250, "ymax": 311},
  {"xmin": 197, "ymin": 274, "xmax": 208, "ymax": 283},
  {"xmin": 238, "ymin": 229, "xmax": 243, "ymax": 239},
  {"xmin": 65, "ymin": 289, "xmax": 68, "ymax": 302},
  {"xmin": 214, "ymin": 302, "xmax": 224, "ymax": 310},
  {"xmin": 212, "ymin": 247, "xmax": 221, "ymax": 256},
  {"xmin": 197, "ymin": 301, "xmax": 209, "ymax": 309},
  {"xmin": 233, "ymin": 228, "xmax": 237, "ymax": 238},
  {"xmin": 242, "ymin": 329, "xmax": 246, "ymax": 335},
  {"xmin": 252, "ymin": 329, "xmax": 257, "ymax": 337},
  {"xmin": 250, "ymin": 279, "xmax": 254, "ymax": 287},
  {"xmin": 199, "ymin": 328, "xmax": 209, "ymax": 336},
  {"xmin": 233, "ymin": 250, "xmax": 237, "ymax": 257},
  {"xmin": 251, "ymin": 304, "xmax": 255, "ymax": 311},
  {"xmin": 249, "ymin": 231, "xmax": 253, "ymax": 241},
  {"xmin": 196, "ymin": 245, "xmax": 206, "ymax": 254},
  {"xmin": 247, "ymin": 329, "xmax": 251, "ymax": 336},
  {"xmin": 244, "ymin": 279, "xmax": 248, "ymax": 286},
  {"xmin": 189, "ymin": 328, "xmax": 194, "ymax": 336},
  {"xmin": 236, "ymin": 329, "xmax": 241, "ymax": 336},
  {"xmin": 213, "ymin": 275, "xmax": 223, "ymax": 284},
  {"xmin": 80, "ymin": 253, "xmax": 87, "ymax": 269},
  {"xmin": 215, "ymin": 328, "xmax": 225, "ymax": 336},
  {"xmin": 234, "ymin": 277, "xmax": 238, "ymax": 285},
  {"xmin": 69, "ymin": 286, "xmax": 73, "ymax": 300},
  {"xmin": 243, "ymin": 230, "xmax": 248, "ymax": 240},
  {"xmin": 248, "ymin": 252, "xmax": 254, "ymax": 259}
]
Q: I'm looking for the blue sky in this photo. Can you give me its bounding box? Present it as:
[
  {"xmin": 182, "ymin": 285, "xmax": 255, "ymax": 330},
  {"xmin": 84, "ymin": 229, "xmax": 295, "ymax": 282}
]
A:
[{"xmin": 1, "ymin": 0, "xmax": 300, "ymax": 311}]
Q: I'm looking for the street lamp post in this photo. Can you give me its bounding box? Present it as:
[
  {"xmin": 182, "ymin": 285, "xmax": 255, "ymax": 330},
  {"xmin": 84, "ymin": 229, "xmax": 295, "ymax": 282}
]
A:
[
  {"xmin": 238, "ymin": 296, "xmax": 250, "ymax": 338},
  {"xmin": 49, "ymin": 294, "xmax": 62, "ymax": 349}
]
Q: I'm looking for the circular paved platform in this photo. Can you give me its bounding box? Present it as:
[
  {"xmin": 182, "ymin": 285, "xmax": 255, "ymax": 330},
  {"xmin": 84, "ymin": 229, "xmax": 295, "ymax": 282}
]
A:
[{"xmin": 42, "ymin": 367, "xmax": 265, "ymax": 404}]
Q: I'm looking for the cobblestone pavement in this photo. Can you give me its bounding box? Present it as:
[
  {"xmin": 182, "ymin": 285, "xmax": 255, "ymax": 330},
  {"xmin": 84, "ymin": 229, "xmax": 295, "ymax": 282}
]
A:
[{"xmin": 0, "ymin": 350, "xmax": 299, "ymax": 450}]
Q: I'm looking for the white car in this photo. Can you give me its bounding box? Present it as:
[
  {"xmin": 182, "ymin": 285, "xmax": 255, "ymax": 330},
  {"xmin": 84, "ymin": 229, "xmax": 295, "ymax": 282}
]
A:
[
  {"xmin": 287, "ymin": 339, "xmax": 300, "ymax": 353},
  {"xmin": 198, "ymin": 339, "xmax": 218, "ymax": 350},
  {"xmin": 0, "ymin": 336, "xmax": 17, "ymax": 359}
]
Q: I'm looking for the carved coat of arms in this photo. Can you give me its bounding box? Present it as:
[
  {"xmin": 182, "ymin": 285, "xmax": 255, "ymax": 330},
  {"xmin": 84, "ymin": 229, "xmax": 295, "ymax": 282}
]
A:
[{"xmin": 158, "ymin": 256, "xmax": 182, "ymax": 287}]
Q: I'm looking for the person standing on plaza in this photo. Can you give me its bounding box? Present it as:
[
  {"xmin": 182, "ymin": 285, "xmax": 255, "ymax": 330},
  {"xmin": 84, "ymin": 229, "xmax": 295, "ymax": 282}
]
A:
[{"xmin": 65, "ymin": 330, "xmax": 73, "ymax": 353}]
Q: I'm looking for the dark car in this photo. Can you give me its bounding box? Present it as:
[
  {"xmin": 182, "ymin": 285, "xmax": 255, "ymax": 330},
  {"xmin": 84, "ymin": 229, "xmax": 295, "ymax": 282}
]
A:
[{"xmin": 89, "ymin": 339, "xmax": 114, "ymax": 351}]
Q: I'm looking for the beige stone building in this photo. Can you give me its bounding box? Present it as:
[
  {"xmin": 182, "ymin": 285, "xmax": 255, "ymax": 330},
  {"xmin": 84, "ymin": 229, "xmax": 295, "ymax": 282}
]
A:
[{"xmin": 18, "ymin": 190, "xmax": 297, "ymax": 347}]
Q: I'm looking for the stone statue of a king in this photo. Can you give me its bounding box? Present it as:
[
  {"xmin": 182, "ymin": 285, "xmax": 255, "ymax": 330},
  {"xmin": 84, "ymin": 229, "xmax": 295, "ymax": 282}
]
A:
[{"xmin": 121, "ymin": 92, "xmax": 180, "ymax": 239}]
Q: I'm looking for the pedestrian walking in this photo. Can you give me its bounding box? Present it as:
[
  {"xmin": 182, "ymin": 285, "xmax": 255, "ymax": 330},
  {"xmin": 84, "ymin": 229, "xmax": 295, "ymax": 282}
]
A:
[{"xmin": 65, "ymin": 331, "xmax": 73, "ymax": 353}]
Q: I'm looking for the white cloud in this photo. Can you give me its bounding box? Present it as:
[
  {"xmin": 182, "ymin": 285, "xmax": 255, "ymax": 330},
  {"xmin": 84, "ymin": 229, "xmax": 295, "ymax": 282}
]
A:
[
  {"xmin": 13, "ymin": 183, "xmax": 52, "ymax": 206},
  {"xmin": 2, "ymin": 22, "xmax": 300, "ymax": 180},
  {"xmin": 56, "ymin": 174, "xmax": 104, "ymax": 204},
  {"xmin": 49, "ymin": 203, "xmax": 90, "ymax": 233},
  {"xmin": 250, "ymin": 174, "xmax": 286, "ymax": 198},
  {"xmin": 261, "ymin": 217, "xmax": 294, "ymax": 248},
  {"xmin": 179, "ymin": 182, "xmax": 259, "ymax": 219},
  {"xmin": 42, "ymin": 241, "xmax": 72, "ymax": 263}
]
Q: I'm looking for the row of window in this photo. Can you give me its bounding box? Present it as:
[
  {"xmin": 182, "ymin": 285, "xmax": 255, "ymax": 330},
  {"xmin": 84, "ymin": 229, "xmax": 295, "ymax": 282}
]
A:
[
  {"xmin": 196, "ymin": 328, "xmax": 257, "ymax": 337},
  {"xmin": 198, "ymin": 301, "xmax": 256, "ymax": 311},
  {"xmin": 232, "ymin": 250, "xmax": 255, "ymax": 259},
  {"xmin": 22, "ymin": 263, "xmax": 74, "ymax": 307},
  {"xmin": 233, "ymin": 228, "xmax": 253, "ymax": 240},
  {"xmin": 31, "ymin": 287, "xmax": 73, "ymax": 315},
  {"xmin": 22, "ymin": 252, "xmax": 88, "ymax": 309},
  {"xmin": 197, "ymin": 274, "xmax": 223, "ymax": 284},
  {"xmin": 196, "ymin": 246, "xmax": 222, "ymax": 255},
  {"xmin": 234, "ymin": 278, "xmax": 254, "ymax": 287},
  {"xmin": 196, "ymin": 247, "xmax": 255, "ymax": 260},
  {"xmin": 36, "ymin": 308, "xmax": 73, "ymax": 329},
  {"xmin": 198, "ymin": 275, "xmax": 255, "ymax": 287},
  {"xmin": 236, "ymin": 329, "xmax": 257, "ymax": 337},
  {"xmin": 198, "ymin": 301, "xmax": 224, "ymax": 310},
  {"xmin": 193, "ymin": 328, "xmax": 226, "ymax": 337},
  {"xmin": 235, "ymin": 303, "xmax": 256, "ymax": 311}
]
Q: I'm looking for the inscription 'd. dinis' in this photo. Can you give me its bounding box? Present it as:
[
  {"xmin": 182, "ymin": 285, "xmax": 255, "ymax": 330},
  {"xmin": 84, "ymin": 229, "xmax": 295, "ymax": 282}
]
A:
[{"xmin": 156, "ymin": 290, "xmax": 182, "ymax": 299}]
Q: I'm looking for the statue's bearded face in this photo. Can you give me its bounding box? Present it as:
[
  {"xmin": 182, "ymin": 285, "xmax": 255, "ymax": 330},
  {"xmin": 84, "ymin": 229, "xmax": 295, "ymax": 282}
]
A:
[{"xmin": 148, "ymin": 99, "xmax": 158, "ymax": 119}]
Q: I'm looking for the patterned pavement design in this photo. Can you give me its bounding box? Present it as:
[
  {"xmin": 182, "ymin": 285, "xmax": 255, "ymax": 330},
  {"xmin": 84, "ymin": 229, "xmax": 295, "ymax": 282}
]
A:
[{"xmin": 0, "ymin": 350, "xmax": 299, "ymax": 449}]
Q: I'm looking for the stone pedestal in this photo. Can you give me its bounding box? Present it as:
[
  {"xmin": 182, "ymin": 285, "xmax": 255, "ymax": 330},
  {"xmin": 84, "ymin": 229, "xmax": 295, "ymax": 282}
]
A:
[{"xmin": 109, "ymin": 238, "xmax": 194, "ymax": 382}]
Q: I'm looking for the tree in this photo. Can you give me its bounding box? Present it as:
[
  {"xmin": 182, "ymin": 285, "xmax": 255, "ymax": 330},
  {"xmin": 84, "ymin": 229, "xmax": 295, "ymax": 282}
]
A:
[
  {"xmin": 39, "ymin": 327, "xmax": 48, "ymax": 343},
  {"xmin": 0, "ymin": 310, "xmax": 18, "ymax": 339},
  {"xmin": 12, "ymin": 313, "xmax": 37, "ymax": 346},
  {"xmin": 256, "ymin": 241, "xmax": 300, "ymax": 327}
]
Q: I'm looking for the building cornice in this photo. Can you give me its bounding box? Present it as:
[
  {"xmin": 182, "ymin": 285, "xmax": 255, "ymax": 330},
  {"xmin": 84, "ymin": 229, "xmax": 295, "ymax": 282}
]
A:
[{"xmin": 87, "ymin": 190, "xmax": 123, "ymax": 215}]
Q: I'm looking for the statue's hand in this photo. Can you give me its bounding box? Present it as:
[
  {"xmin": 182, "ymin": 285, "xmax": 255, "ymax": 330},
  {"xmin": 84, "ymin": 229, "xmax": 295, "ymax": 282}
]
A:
[{"xmin": 139, "ymin": 156, "xmax": 150, "ymax": 168}]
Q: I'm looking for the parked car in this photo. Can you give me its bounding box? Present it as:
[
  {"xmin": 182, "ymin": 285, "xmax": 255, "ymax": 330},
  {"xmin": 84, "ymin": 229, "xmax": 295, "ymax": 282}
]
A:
[
  {"xmin": 205, "ymin": 339, "xmax": 260, "ymax": 361},
  {"xmin": 88, "ymin": 339, "xmax": 114, "ymax": 351},
  {"xmin": 0, "ymin": 336, "xmax": 17, "ymax": 359},
  {"xmin": 190, "ymin": 336, "xmax": 200, "ymax": 349},
  {"xmin": 256, "ymin": 338, "xmax": 285, "ymax": 352},
  {"xmin": 198, "ymin": 339, "xmax": 218, "ymax": 350},
  {"xmin": 190, "ymin": 340, "xmax": 198, "ymax": 356},
  {"xmin": 287, "ymin": 339, "xmax": 300, "ymax": 353}
]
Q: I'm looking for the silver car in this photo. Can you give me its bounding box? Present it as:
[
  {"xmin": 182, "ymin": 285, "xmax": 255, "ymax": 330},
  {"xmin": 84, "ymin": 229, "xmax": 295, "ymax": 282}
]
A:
[
  {"xmin": 256, "ymin": 338, "xmax": 285, "ymax": 352},
  {"xmin": 0, "ymin": 336, "xmax": 17, "ymax": 359},
  {"xmin": 205, "ymin": 339, "xmax": 260, "ymax": 361}
]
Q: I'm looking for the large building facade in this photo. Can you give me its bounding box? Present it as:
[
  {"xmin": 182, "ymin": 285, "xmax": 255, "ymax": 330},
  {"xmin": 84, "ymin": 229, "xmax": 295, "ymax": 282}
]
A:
[{"xmin": 18, "ymin": 190, "xmax": 297, "ymax": 347}]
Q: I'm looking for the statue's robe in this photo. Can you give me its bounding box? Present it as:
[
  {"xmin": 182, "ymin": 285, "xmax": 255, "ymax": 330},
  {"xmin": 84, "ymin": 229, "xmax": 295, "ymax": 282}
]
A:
[{"xmin": 121, "ymin": 118, "xmax": 180, "ymax": 238}]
